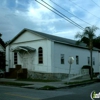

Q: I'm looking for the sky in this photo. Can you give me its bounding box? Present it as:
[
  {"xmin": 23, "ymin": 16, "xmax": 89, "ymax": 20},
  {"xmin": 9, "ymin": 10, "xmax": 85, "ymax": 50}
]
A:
[{"xmin": 0, "ymin": 0, "xmax": 100, "ymax": 42}]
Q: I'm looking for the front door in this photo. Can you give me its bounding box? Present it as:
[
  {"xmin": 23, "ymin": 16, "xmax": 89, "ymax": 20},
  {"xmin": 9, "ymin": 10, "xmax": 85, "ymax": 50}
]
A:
[{"xmin": 23, "ymin": 58, "xmax": 28, "ymax": 68}]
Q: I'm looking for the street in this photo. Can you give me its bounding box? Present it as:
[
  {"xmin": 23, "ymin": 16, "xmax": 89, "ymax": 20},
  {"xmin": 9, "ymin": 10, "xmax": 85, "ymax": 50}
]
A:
[{"xmin": 0, "ymin": 82, "xmax": 100, "ymax": 100}]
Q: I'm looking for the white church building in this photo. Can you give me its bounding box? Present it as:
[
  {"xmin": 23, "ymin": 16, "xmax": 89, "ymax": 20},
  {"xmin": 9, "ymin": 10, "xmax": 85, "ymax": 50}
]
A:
[{"xmin": 6, "ymin": 28, "xmax": 100, "ymax": 79}]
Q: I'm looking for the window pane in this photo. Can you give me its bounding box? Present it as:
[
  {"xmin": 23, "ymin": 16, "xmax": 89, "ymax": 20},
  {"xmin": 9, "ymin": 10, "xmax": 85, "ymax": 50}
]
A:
[
  {"xmin": 88, "ymin": 57, "xmax": 90, "ymax": 65},
  {"xmin": 39, "ymin": 53, "xmax": 43, "ymax": 56},
  {"xmin": 38, "ymin": 47, "xmax": 43, "ymax": 64},
  {"xmin": 76, "ymin": 56, "xmax": 79, "ymax": 64},
  {"xmin": 61, "ymin": 54, "xmax": 64, "ymax": 64},
  {"xmin": 93, "ymin": 57, "xmax": 95, "ymax": 65},
  {"xmin": 14, "ymin": 52, "xmax": 17, "ymax": 64}
]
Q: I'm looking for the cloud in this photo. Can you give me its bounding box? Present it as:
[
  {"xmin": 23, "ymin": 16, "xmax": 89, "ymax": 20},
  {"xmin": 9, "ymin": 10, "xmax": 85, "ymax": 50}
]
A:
[{"xmin": 0, "ymin": 0, "xmax": 100, "ymax": 42}]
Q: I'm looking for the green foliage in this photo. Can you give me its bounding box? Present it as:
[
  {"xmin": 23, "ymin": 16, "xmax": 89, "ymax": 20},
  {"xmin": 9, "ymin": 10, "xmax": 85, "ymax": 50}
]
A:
[
  {"xmin": 75, "ymin": 26, "xmax": 98, "ymax": 48},
  {"xmin": 75, "ymin": 26, "xmax": 98, "ymax": 80},
  {"xmin": 93, "ymin": 37, "xmax": 100, "ymax": 49},
  {"xmin": 79, "ymin": 36, "xmax": 100, "ymax": 49}
]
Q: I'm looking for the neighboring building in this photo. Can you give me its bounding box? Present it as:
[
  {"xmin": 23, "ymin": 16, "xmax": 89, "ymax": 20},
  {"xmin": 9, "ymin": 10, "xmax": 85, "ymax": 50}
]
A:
[
  {"xmin": 6, "ymin": 28, "xmax": 100, "ymax": 79},
  {"xmin": 0, "ymin": 34, "xmax": 5, "ymax": 70}
]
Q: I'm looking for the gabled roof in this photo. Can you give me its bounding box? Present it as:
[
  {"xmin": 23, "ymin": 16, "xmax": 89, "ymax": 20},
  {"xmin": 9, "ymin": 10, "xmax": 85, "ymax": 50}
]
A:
[{"xmin": 8, "ymin": 28, "xmax": 99, "ymax": 51}]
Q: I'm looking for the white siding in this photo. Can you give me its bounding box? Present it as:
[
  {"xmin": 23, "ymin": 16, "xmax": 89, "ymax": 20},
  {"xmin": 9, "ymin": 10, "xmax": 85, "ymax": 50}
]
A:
[
  {"xmin": 13, "ymin": 31, "xmax": 43, "ymax": 43},
  {"xmin": 53, "ymin": 42, "xmax": 99, "ymax": 74},
  {"xmin": 6, "ymin": 31, "xmax": 52, "ymax": 73},
  {"xmin": 6, "ymin": 46, "xmax": 9, "ymax": 72},
  {"xmin": 6, "ymin": 30, "xmax": 100, "ymax": 74},
  {"xmin": 98, "ymin": 52, "xmax": 100, "ymax": 73}
]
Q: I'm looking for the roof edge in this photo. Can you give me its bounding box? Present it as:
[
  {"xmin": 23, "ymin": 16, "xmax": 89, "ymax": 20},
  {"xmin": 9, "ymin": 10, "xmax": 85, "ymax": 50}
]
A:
[
  {"xmin": 7, "ymin": 28, "xmax": 27, "ymax": 46},
  {"xmin": 54, "ymin": 40, "xmax": 100, "ymax": 51}
]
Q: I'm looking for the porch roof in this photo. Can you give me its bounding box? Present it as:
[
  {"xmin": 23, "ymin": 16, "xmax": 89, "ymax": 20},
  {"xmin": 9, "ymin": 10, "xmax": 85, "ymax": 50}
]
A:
[{"xmin": 12, "ymin": 46, "xmax": 36, "ymax": 52}]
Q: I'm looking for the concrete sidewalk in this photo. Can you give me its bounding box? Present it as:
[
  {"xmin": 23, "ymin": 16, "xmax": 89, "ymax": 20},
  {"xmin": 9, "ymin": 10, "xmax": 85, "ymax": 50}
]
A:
[
  {"xmin": 0, "ymin": 77, "xmax": 97, "ymax": 89},
  {"xmin": 0, "ymin": 78, "xmax": 67, "ymax": 89}
]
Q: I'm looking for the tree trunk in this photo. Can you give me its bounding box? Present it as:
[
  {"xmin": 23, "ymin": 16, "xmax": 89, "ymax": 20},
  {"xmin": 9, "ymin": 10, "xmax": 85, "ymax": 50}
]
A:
[{"xmin": 90, "ymin": 49, "xmax": 93, "ymax": 80}]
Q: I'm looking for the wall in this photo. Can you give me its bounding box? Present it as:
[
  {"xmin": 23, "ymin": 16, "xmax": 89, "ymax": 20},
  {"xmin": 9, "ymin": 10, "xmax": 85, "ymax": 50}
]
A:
[
  {"xmin": 13, "ymin": 31, "xmax": 43, "ymax": 43},
  {"xmin": 98, "ymin": 52, "xmax": 100, "ymax": 73},
  {"xmin": 28, "ymin": 71, "xmax": 68, "ymax": 80},
  {"xmin": 6, "ymin": 31, "xmax": 52, "ymax": 73},
  {"xmin": 6, "ymin": 46, "xmax": 10, "ymax": 72},
  {"xmin": 53, "ymin": 42, "xmax": 99, "ymax": 74}
]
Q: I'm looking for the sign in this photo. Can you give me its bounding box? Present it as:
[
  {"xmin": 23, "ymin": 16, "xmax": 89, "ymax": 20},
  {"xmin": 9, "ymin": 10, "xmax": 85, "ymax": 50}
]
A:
[{"xmin": 68, "ymin": 57, "xmax": 74, "ymax": 64}]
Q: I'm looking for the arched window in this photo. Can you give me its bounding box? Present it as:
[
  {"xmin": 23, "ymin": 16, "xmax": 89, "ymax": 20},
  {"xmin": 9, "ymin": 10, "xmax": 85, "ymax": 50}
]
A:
[
  {"xmin": 38, "ymin": 47, "xmax": 43, "ymax": 64},
  {"xmin": 14, "ymin": 52, "xmax": 17, "ymax": 64}
]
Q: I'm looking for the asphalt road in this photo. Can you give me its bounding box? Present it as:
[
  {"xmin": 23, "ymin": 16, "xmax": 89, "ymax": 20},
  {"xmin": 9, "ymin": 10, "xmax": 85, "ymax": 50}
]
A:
[
  {"xmin": 44, "ymin": 82, "xmax": 100, "ymax": 100},
  {"xmin": 0, "ymin": 82, "xmax": 100, "ymax": 100}
]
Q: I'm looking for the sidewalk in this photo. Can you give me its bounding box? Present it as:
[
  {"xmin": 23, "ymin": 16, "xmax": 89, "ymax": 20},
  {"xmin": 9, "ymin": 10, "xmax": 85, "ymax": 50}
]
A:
[
  {"xmin": 0, "ymin": 78, "xmax": 67, "ymax": 89},
  {"xmin": 0, "ymin": 77, "xmax": 97, "ymax": 89}
]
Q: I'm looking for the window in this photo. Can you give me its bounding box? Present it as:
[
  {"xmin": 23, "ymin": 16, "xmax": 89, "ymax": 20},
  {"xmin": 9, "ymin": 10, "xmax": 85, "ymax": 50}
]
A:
[
  {"xmin": 93, "ymin": 57, "xmax": 95, "ymax": 65},
  {"xmin": 14, "ymin": 52, "xmax": 17, "ymax": 64},
  {"xmin": 88, "ymin": 57, "xmax": 90, "ymax": 65},
  {"xmin": 61, "ymin": 54, "xmax": 64, "ymax": 64},
  {"xmin": 38, "ymin": 47, "xmax": 43, "ymax": 64},
  {"xmin": 76, "ymin": 55, "xmax": 79, "ymax": 64}
]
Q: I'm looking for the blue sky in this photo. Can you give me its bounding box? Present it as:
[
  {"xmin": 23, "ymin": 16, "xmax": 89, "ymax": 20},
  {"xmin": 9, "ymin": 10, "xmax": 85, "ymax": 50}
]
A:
[{"xmin": 0, "ymin": 0, "xmax": 100, "ymax": 42}]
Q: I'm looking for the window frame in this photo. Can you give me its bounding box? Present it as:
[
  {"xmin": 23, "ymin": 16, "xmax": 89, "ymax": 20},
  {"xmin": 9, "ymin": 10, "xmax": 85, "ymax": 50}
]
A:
[
  {"xmin": 38, "ymin": 47, "xmax": 43, "ymax": 64},
  {"xmin": 76, "ymin": 55, "xmax": 79, "ymax": 65},
  {"xmin": 61, "ymin": 54, "xmax": 64, "ymax": 64},
  {"xmin": 93, "ymin": 57, "xmax": 95, "ymax": 65},
  {"xmin": 88, "ymin": 57, "xmax": 90, "ymax": 65},
  {"xmin": 14, "ymin": 52, "xmax": 17, "ymax": 64}
]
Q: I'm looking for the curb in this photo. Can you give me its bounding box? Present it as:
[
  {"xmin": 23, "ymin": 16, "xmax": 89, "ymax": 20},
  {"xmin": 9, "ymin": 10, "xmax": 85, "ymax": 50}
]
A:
[
  {"xmin": 67, "ymin": 80, "xmax": 97, "ymax": 88},
  {"xmin": 30, "ymin": 79, "xmax": 98, "ymax": 90},
  {"xmin": 0, "ymin": 79, "xmax": 98, "ymax": 90}
]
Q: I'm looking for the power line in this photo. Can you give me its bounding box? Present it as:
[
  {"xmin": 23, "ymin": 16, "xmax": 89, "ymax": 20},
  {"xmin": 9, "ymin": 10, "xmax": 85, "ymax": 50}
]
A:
[
  {"xmin": 91, "ymin": 0, "xmax": 100, "ymax": 8},
  {"xmin": 35, "ymin": 0, "xmax": 84, "ymax": 30},
  {"xmin": 50, "ymin": 0, "xmax": 92, "ymax": 26},
  {"xmin": 69, "ymin": 0, "xmax": 100, "ymax": 19},
  {"xmin": 41, "ymin": 0, "xmax": 84, "ymax": 30}
]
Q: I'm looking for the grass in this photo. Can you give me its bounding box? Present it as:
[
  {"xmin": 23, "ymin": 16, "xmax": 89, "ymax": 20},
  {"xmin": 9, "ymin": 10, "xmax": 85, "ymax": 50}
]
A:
[
  {"xmin": 0, "ymin": 82, "xmax": 31, "ymax": 87},
  {"xmin": 17, "ymin": 78, "xmax": 59, "ymax": 82}
]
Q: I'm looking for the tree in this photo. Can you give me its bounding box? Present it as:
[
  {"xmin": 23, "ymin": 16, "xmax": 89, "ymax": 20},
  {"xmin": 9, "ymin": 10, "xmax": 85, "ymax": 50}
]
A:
[
  {"xmin": 75, "ymin": 26, "xmax": 99, "ymax": 80},
  {"xmin": 79, "ymin": 36, "xmax": 100, "ymax": 49},
  {"xmin": 93, "ymin": 36, "xmax": 100, "ymax": 49}
]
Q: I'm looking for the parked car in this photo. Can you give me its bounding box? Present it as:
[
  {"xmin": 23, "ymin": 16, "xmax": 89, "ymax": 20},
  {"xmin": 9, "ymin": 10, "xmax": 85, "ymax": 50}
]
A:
[{"xmin": 0, "ymin": 69, "xmax": 5, "ymax": 78}]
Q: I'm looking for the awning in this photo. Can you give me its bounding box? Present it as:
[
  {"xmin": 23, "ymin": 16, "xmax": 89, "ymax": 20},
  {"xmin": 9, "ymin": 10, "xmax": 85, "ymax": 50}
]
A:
[{"xmin": 12, "ymin": 46, "xmax": 36, "ymax": 52}]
